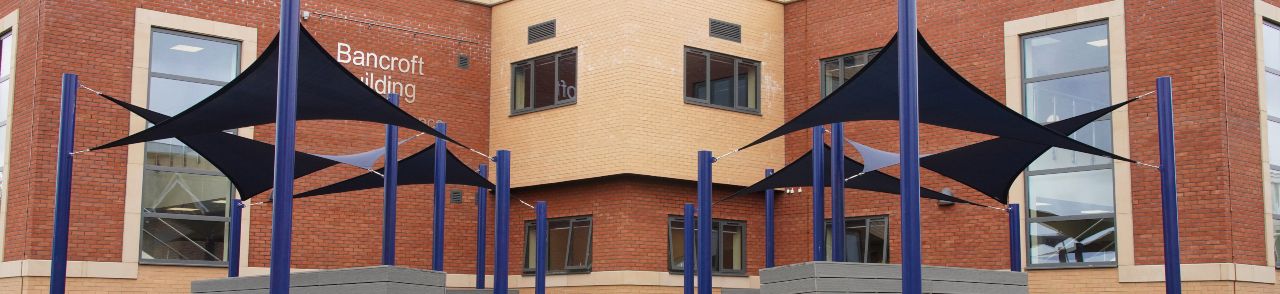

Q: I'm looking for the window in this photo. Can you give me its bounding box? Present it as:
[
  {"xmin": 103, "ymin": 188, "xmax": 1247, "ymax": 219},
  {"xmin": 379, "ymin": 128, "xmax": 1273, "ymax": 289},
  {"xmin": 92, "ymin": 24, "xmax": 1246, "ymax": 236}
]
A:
[
  {"xmin": 1020, "ymin": 21, "xmax": 1117, "ymax": 267},
  {"xmin": 820, "ymin": 49, "xmax": 880, "ymax": 96},
  {"xmin": 511, "ymin": 48, "xmax": 576, "ymax": 114},
  {"xmin": 667, "ymin": 216, "xmax": 745, "ymax": 274},
  {"xmin": 140, "ymin": 29, "xmax": 240, "ymax": 265},
  {"xmin": 0, "ymin": 30, "xmax": 13, "ymax": 191},
  {"xmin": 823, "ymin": 216, "xmax": 889, "ymax": 263},
  {"xmin": 1263, "ymin": 21, "xmax": 1280, "ymax": 266},
  {"xmin": 684, "ymin": 47, "xmax": 759, "ymax": 113},
  {"xmin": 524, "ymin": 216, "xmax": 592, "ymax": 274}
]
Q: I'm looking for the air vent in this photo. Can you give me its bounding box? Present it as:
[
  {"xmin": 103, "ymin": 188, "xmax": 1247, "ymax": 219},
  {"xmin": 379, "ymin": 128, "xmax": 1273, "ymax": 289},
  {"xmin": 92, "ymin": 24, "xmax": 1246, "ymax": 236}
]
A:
[
  {"xmin": 457, "ymin": 54, "xmax": 470, "ymax": 69},
  {"xmin": 709, "ymin": 19, "xmax": 741, "ymax": 43},
  {"xmin": 451, "ymin": 190, "xmax": 463, "ymax": 203},
  {"xmin": 528, "ymin": 20, "xmax": 556, "ymax": 44}
]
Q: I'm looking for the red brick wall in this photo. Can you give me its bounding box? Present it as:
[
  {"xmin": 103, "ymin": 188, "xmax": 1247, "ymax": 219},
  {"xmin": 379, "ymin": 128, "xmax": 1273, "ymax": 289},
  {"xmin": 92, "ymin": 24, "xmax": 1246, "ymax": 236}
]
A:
[
  {"xmin": 781, "ymin": 0, "xmax": 1269, "ymax": 269},
  {"xmin": 505, "ymin": 175, "xmax": 767, "ymax": 275},
  {"xmin": 1, "ymin": 0, "xmax": 492, "ymax": 271}
]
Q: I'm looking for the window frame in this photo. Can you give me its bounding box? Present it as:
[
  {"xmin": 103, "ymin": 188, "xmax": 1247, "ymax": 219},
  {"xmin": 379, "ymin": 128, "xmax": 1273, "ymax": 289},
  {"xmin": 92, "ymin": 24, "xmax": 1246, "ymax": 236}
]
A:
[
  {"xmin": 683, "ymin": 47, "xmax": 761, "ymax": 115},
  {"xmin": 665, "ymin": 215, "xmax": 748, "ymax": 276},
  {"xmin": 818, "ymin": 49, "xmax": 881, "ymax": 97},
  {"xmin": 1019, "ymin": 20, "xmax": 1119, "ymax": 269},
  {"xmin": 823, "ymin": 215, "xmax": 890, "ymax": 263},
  {"xmin": 1264, "ymin": 20, "xmax": 1280, "ymax": 268},
  {"xmin": 509, "ymin": 48, "xmax": 578, "ymax": 116},
  {"xmin": 522, "ymin": 215, "xmax": 593, "ymax": 274},
  {"xmin": 138, "ymin": 27, "xmax": 240, "ymax": 267}
]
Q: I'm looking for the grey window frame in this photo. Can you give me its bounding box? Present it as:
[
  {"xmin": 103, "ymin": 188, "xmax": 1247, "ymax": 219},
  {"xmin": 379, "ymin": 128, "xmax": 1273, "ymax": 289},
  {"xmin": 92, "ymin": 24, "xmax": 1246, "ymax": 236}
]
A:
[
  {"xmin": 139, "ymin": 28, "xmax": 240, "ymax": 267},
  {"xmin": 818, "ymin": 49, "xmax": 881, "ymax": 97},
  {"xmin": 1019, "ymin": 20, "xmax": 1118, "ymax": 269},
  {"xmin": 823, "ymin": 215, "xmax": 890, "ymax": 263},
  {"xmin": 522, "ymin": 215, "xmax": 593, "ymax": 274},
  {"xmin": 1265, "ymin": 20, "xmax": 1280, "ymax": 268},
  {"xmin": 666, "ymin": 216, "xmax": 748, "ymax": 276},
  {"xmin": 683, "ymin": 47, "xmax": 761, "ymax": 115},
  {"xmin": 510, "ymin": 48, "xmax": 577, "ymax": 116}
]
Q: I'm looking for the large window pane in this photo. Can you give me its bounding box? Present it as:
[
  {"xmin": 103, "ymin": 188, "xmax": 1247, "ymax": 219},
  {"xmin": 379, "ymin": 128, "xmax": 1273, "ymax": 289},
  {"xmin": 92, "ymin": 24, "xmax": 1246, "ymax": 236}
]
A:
[
  {"xmin": 150, "ymin": 30, "xmax": 238, "ymax": 82},
  {"xmin": 1029, "ymin": 218, "xmax": 1117, "ymax": 265},
  {"xmin": 1023, "ymin": 23, "xmax": 1108, "ymax": 79},
  {"xmin": 824, "ymin": 216, "xmax": 889, "ymax": 263},
  {"xmin": 142, "ymin": 170, "xmax": 232, "ymax": 217},
  {"xmin": 822, "ymin": 59, "xmax": 841, "ymax": 95},
  {"xmin": 1267, "ymin": 24, "xmax": 1280, "ymax": 71},
  {"xmin": 1270, "ymin": 121, "xmax": 1280, "ymax": 167},
  {"xmin": 513, "ymin": 63, "xmax": 532, "ymax": 110},
  {"xmin": 1268, "ymin": 73, "xmax": 1280, "ymax": 117},
  {"xmin": 685, "ymin": 51, "xmax": 707, "ymax": 100},
  {"xmin": 667, "ymin": 217, "xmax": 745, "ymax": 273},
  {"xmin": 142, "ymin": 29, "xmax": 238, "ymax": 264},
  {"xmin": 511, "ymin": 48, "xmax": 576, "ymax": 114},
  {"xmin": 140, "ymin": 217, "xmax": 225, "ymax": 262},
  {"xmin": 525, "ymin": 216, "xmax": 592, "ymax": 273},
  {"xmin": 736, "ymin": 61, "xmax": 758, "ymax": 109},
  {"xmin": 557, "ymin": 53, "xmax": 577, "ymax": 102},
  {"xmin": 532, "ymin": 55, "xmax": 557, "ymax": 109},
  {"xmin": 708, "ymin": 55, "xmax": 735, "ymax": 108},
  {"xmin": 0, "ymin": 32, "xmax": 12, "ymax": 78},
  {"xmin": 1025, "ymin": 72, "xmax": 1111, "ymax": 124},
  {"xmin": 1027, "ymin": 169, "xmax": 1115, "ymax": 217},
  {"xmin": 686, "ymin": 48, "xmax": 759, "ymax": 112}
]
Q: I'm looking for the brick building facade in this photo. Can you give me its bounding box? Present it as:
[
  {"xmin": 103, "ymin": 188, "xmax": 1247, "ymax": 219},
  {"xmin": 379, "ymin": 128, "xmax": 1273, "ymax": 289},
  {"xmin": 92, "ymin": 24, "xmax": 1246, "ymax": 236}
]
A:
[{"xmin": 0, "ymin": 0, "xmax": 1277, "ymax": 293}]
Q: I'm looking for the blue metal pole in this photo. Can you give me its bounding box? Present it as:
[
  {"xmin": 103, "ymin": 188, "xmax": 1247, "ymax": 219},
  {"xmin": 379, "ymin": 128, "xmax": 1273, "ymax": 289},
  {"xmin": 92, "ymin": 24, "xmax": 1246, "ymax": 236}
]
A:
[
  {"xmin": 49, "ymin": 73, "xmax": 77, "ymax": 294},
  {"xmin": 383, "ymin": 93, "xmax": 399, "ymax": 266},
  {"xmin": 764, "ymin": 169, "xmax": 775, "ymax": 268},
  {"xmin": 897, "ymin": 0, "xmax": 923, "ymax": 293},
  {"xmin": 1156, "ymin": 76, "xmax": 1181, "ymax": 294},
  {"xmin": 269, "ymin": 0, "xmax": 300, "ymax": 292},
  {"xmin": 494, "ymin": 150, "xmax": 511, "ymax": 293},
  {"xmin": 1007, "ymin": 203, "xmax": 1021, "ymax": 272},
  {"xmin": 696, "ymin": 151, "xmax": 713, "ymax": 294},
  {"xmin": 811, "ymin": 126, "xmax": 825, "ymax": 261},
  {"xmin": 683, "ymin": 203, "xmax": 695, "ymax": 294},
  {"xmin": 475, "ymin": 164, "xmax": 488, "ymax": 289},
  {"xmin": 830, "ymin": 123, "xmax": 845, "ymax": 262},
  {"xmin": 433, "ymin": 122, "xmax": 447, "ymax": 271},
  {"xmin": 535, "ymin": 201, "xmax": 547, "ymax": 294},
  {"xmin": 228, "ymin": 199, "xmax": 244, "ymax": 277}
]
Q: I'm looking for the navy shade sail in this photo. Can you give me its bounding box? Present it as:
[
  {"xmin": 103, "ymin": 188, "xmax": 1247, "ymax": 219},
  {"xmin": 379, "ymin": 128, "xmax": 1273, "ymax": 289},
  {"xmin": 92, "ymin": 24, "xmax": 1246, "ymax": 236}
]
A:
[
  {"xmin": 741, "ymin": 33, "xmax": 1129, "ymax": 164},
  {"xmin": 295, "ymin": 144, "xmax": 495, "ymax": 198},
  {"xmin": 98, "ymin": 94, "xmax": 342, "ymax": 200},
  {"xmin": 732, "ymin": 144, "xmax": 978, "ymax": 206},
  {"xmin": 93, "ymin": 26, "xmax": 466, "ymax": 151}
]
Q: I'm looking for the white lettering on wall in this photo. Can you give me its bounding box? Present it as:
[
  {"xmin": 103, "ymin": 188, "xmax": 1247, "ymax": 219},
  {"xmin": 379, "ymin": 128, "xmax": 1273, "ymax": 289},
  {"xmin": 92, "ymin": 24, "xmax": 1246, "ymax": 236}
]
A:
[{"xmin": 335, "ymin": 42, "xmax": 426, "ymax": 103}]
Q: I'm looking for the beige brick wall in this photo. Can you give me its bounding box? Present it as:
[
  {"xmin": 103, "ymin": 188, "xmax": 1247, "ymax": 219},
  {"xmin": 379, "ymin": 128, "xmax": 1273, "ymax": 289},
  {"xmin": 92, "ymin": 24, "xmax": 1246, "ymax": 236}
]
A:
[
  {"xmin": 490, "ymin": 0, "xmax": 785, "ymax": 187},
  {"xmin": 1029, "ymin": 268, "xmax": 1280, "ymax": 293},
  {"xmin": 0, "ymin": 265, "xmax": 225, "ymax": 293}
]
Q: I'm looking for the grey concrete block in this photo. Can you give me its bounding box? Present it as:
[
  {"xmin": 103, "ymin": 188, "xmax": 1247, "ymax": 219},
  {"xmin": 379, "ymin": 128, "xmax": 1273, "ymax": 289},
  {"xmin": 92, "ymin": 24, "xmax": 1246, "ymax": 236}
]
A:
[
  {"xmin": 759, "ymin": 262, "xmax": 1027, "ymax": 294},
  {"xmin": 192, "ymin": 266, "xmax": 446, "ymax": 294}
]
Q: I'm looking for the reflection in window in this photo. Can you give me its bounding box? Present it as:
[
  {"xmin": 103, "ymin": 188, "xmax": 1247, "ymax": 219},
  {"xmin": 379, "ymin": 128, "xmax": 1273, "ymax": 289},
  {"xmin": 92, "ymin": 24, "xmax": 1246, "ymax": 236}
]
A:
[
  {"xmin": 824, "ymin": 216, "xmax": 889, "ymax": 263},
  {"xmin": 820, "ymin": 49, "xmax": 880, "ymax": 96},
  {"xmin": 1264, "ymin": 22, "xmax": 1280, "ymax": 266},
  {"xmin": 140, "ymin": 29, "xmax": 239, "ymax": 265},
  {"xmin": 511, "ymin": 48, "xmax": 577, "ymax": 114},
  {"xmin": 685, "ymin": 48, "xmax": 760, "ymax": 113},
  {"xmin": 1020, "ymin": 21, "xmax": 1116, "ymax": 267},
  {"xmin": 524, "ymin": 216, "xmax": 592, "ymax": 274},
  {"xmin": 667, "ymin": 217, "xmax": 745, "ymax": 274}
]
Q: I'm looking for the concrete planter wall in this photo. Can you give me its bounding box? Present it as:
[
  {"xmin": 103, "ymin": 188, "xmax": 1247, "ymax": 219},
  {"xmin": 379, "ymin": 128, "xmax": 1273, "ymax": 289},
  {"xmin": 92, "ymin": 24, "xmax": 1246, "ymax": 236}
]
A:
[
  {"xmin": 760, "ymin": 262, "xmax": 1027, "ymax": 294},
  {"xmin": 191, "ymin": 266, "xmax": 445, "ymax": 294}
]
